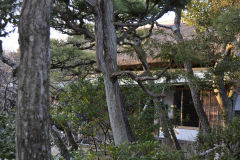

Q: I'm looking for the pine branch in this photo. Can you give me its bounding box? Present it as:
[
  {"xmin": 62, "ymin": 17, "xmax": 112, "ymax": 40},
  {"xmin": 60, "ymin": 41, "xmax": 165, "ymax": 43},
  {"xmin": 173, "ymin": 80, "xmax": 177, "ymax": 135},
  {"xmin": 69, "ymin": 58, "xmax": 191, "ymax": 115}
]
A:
[{"xmin": 111, "ymin": 65, "xmax": 170, "ymax": 98}]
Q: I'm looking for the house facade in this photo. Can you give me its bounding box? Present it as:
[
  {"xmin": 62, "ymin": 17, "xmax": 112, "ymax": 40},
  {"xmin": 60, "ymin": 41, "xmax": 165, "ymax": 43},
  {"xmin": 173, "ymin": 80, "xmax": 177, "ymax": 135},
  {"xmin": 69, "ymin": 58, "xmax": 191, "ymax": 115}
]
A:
[{"xmin": 116, "ymin": 23, "xmax": 240, "ymax": 132}]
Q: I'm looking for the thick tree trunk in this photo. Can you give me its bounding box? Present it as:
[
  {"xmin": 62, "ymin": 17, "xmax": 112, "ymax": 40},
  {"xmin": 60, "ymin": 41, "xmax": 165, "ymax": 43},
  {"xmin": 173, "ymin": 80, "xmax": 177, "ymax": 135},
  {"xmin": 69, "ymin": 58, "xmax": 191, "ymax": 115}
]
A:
[
  {"xmin": 102, "ymin": 0, "xmax": 134, "ymax": 145},
  {"xmin": 90, "ymin": 0, "xmax": 134, "ymax": 146},
  {"xmin": 16, "ymin": 0, "xmax": 51, "ymax": 159}
]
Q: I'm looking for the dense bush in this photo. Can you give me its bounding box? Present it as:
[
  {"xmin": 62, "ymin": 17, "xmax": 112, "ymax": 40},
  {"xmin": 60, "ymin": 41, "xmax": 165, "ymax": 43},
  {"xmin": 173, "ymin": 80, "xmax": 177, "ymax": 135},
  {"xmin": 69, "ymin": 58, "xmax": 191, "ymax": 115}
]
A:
[
  {"xmin": 194, "ymin": 117, "xmax": 240, "ymax": 160},
  {"xmin": 107, "ymin": 141, "xmax": 183, "ymax": 160},
  {"xmin": 0, "ymin": 111, "xmax": 15, "ymax": 159}
]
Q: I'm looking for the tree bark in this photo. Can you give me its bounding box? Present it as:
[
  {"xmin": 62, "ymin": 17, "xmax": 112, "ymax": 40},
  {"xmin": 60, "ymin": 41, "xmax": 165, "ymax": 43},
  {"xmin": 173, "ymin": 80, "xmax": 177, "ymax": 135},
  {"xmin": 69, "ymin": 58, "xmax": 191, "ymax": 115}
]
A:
[
  {"xmin": 87, "ymin": 0, "xmax": 134, "ymax": 146},
  {"xmin": 63, "ymin": 125, "xmax": 78, "ymax": 150},
  {"xmin": 133, "ymin": 42, "xmax": 181, "ymax": 150},
  {"xmin": 51, "ymin": 125, "xmax": 71, "ymax": 160},
  {"xmin": 183, "ymin": 61, "xmax": 211, "ymax": 132},
  {"xmin": 213, "ymin": 68, "xmax": 234, "ymax": 125},
  {"xmin": 16, "ymin": 0, "xmax": 51, "ymax": 159},
  {"xmin": 173, "ymin": 8, "xmax": 211, "ymax": 133}
]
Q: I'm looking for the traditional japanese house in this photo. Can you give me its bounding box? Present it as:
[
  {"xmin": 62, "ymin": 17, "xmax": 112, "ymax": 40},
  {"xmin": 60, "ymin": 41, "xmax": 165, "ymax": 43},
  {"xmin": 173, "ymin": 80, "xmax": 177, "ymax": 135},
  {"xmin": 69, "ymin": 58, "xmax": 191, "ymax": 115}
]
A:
[{"xmin": 117, "ymin": 22, "xmax": 239, "ymax": 135}]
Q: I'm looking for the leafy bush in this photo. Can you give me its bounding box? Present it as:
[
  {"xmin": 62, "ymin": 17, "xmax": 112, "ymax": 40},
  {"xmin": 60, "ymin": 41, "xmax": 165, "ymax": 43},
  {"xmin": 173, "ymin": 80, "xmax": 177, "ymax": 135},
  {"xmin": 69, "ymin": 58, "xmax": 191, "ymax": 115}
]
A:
[
  {"xmin": 0, "ymin": 111, "xmax": 15, "ymax": 159},
  {"xmin": 52, "ymin": 150, "xmax": 99, "ymax": 160},
  {"xmin": 107, "ymin": 141, "xmax": 183, "ymax": 160},
  {"xmin": 194, "ymin": 117, "xmax": 240, "ymax": 160}
]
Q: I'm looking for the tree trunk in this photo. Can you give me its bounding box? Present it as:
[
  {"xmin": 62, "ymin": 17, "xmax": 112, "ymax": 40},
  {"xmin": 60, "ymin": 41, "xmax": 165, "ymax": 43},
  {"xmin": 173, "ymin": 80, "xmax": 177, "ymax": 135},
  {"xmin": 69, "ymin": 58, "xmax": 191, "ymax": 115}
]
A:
[
  {"xmin": 183, "ymin": 61, "xmax": 211, "ymax": 132},
  {"xmin": 173, "ymin": 9, "xmax": 211, "ymax": 133},
  {"xmin": 90, "ymin": 0, "xmax": 134, "ymax": 146},
  {"xmin": 16, "ymin": 0, "xmax": 51, "ymax": 159},
  {"xmin": 133, "ymin": 42, "xmax": 181, "ymax": 150},
  {"xmin": 63, "ymin": 126, "xmax": 78, "ymax": 150},
  {"xmin": 51, "ymin": 125, "xmax": 71, "ymax": 160},
  {"xmin": 213, "ymin": 73, "xmax": 234, "ymax": 125}
]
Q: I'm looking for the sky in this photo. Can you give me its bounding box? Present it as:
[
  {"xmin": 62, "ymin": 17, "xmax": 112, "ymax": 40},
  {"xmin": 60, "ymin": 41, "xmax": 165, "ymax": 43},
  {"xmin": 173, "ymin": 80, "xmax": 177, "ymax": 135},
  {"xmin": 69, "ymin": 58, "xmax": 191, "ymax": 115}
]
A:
[{"xmin": 0, "ymin": 11, "xmax": 175, "ymax": 52}]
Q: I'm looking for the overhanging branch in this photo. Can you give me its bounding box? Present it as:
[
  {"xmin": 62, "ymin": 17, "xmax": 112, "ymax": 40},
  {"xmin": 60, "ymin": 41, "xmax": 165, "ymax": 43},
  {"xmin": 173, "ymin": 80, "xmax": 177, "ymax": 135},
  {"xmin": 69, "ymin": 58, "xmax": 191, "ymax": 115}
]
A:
[
  {"xmin": 112, "ymin": 65, "xmax": 170, "ymax": 81},
  {"xmin": 111, "ymin": 65, "xmax": 170, "ymax": 98},
  {"xmin": 51, "ymin": 60, "xmax": 96, "ymax": 69}
]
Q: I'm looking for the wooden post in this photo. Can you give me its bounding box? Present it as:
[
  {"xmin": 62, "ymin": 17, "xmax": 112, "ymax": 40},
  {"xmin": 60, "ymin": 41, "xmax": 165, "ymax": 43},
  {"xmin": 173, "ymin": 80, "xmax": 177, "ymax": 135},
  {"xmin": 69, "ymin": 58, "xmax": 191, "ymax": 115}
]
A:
[{"xmin": 180, "ymin": 88, "xmax": 184, "ymax": 126}]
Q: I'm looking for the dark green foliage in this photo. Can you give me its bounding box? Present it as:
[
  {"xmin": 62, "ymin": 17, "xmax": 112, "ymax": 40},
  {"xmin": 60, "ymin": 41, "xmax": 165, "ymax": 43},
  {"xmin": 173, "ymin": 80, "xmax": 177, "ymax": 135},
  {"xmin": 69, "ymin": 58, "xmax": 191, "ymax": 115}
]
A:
[
  {"xmin": 213, "ymin": 8, "xmax": 240, "ymax": 41},
  {"xmin": 50, "ymin": 38, "xmax": 96, "ymax": 82},
  {"xmin": 51, "ymin": 77, "xmax": 110, "ymax": 141},
  {"xmin": 183, "ymin": 0, "xmax": 240, "ymax": 32},
  {"xmin": 114, "ymin": 0, "xmax": 158, "ymax": 22},
  {"xmin": 0, "ymin": 111, "xmax": 15, "ymax": 159},
  {"xmin": 51, "ymin": 0, "xmax": 94, "ymax": 40},
  {"xmin": 194, "ymin": 117, "xmax": 240, "ymax": 160},
  {"xmin": 107, "ymin": 141, "xmax": 183, "ymax": 160},
  {"xmin": 0, "ymin": 0, "xmax": 20, "ymax": 37},
  {"xmin": 121, "ymin": 83, "xmax": 156, "ymax": 141}
]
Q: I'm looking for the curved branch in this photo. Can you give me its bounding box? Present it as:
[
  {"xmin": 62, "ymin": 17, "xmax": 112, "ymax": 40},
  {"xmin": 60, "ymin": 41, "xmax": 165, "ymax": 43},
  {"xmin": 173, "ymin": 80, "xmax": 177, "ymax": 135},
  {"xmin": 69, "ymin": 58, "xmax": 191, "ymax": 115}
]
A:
[
  {"xmin": 51, "ymin": 60, "xmax": 96, "ymax": 69},
  {"xmin": 64, "ymin": 41, "xmax": 95, "ymax": 50},
  {"xmin": 111, "ymin": 65, "xmax": 170, "ymax": 98},
  {"xmin": 136, "ymin": 80, "xmax": 165, "ymax": 98},
  {"xmin": 114, "ymin": 2, "xmax": 170, "ymax": 27},
  {"xmin": 112, "ymin": 65, "xmax": 170, "ymax": 81}
]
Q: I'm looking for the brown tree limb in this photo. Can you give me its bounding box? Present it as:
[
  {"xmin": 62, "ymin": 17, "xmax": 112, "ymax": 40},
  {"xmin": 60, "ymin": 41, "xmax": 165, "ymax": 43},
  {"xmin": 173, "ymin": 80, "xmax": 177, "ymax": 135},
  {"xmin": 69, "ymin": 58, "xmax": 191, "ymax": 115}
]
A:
[
  {"xmin": 111, "ymin": 65, "xmax": 170, "ymax": 98},
  {"xmin": 51, "ymin": 60, "xmax": 96, "ymax": 69},
  {"xmin": 112, "ymin": 65, "xmax": 170, "ymax": 81},
  {"xmin": 64, "ymin": 41, "xmax": 95, "ymax": 50}
]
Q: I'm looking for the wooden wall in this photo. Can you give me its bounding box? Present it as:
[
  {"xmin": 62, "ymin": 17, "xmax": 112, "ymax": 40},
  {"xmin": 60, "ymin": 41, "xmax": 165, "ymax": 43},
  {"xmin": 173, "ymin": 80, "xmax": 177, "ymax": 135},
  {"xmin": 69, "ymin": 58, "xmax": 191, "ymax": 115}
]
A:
[{"xmin": 201, "ymin": 91, "xmax": 223, "ymax": 128}]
